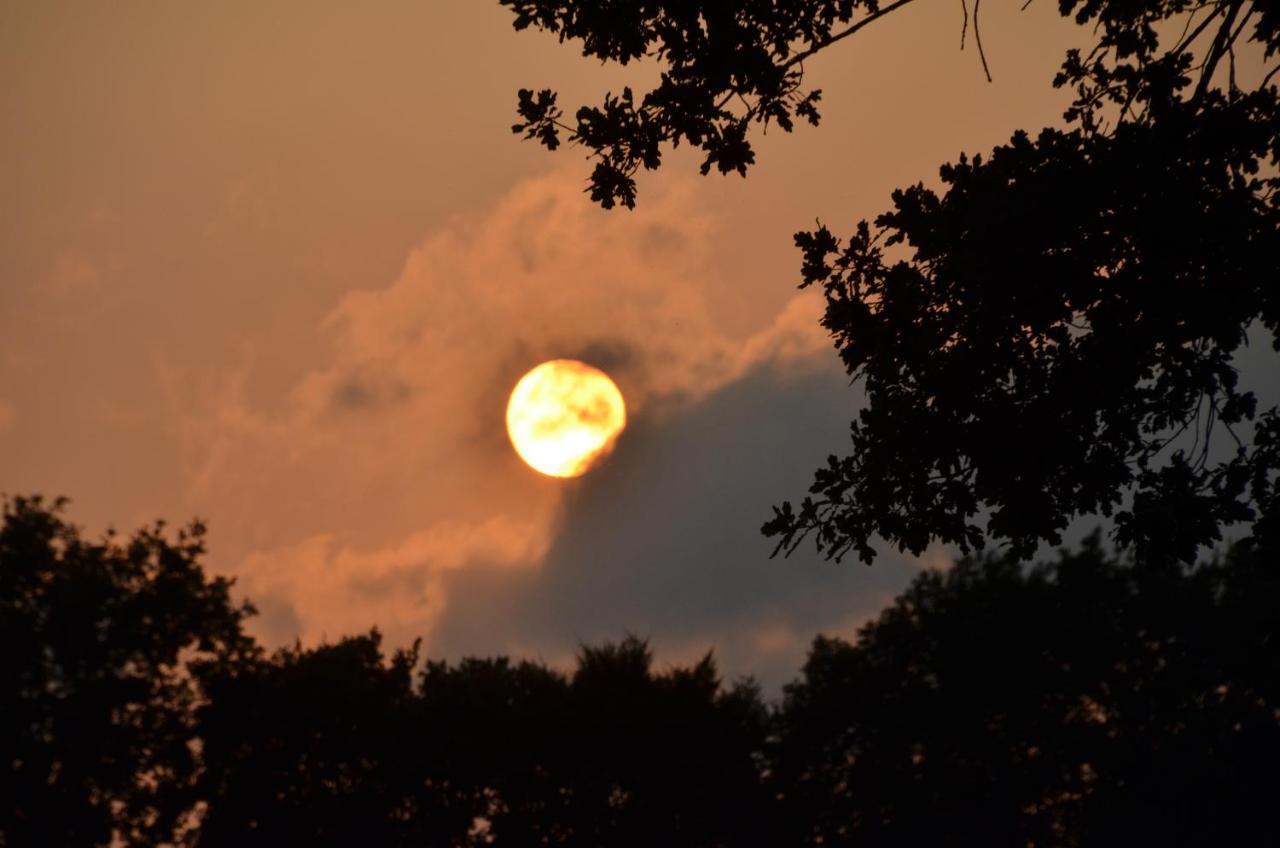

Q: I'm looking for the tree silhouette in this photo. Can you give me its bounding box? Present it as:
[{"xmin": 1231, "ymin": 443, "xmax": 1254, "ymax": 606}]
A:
[
  {"xmin": 196, "ymin": 634, "xmax": 775, "ymax": 847},
  {"xmin": 4, "ymin": 497, "xmax": 1280, "ymax": 843},
  {"xmin": 415, "ymin": 638, "xmax": 775, "ymax": 847},
  {"xmin": 501, "ymin": 0, "xmax": 1280, "ymax": 563},
  {"xmin": 770, "ymin": 534, "xmax": 1280, "ymax": 845},
  {"xmin": 0, "ymin": 496, "xmax": 255, "ymax": 847},
  {"xmin": 193, "ymin": 633, "xmax": 433, "ymax": 846}
]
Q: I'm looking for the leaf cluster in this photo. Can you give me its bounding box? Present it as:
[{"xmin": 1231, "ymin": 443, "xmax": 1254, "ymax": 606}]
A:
[
  {"xmin": 504, "ymin": 0, "xmax": 898, "ymax": 207},
  {"xmin": 766, "ymin": 0, "xmax": 1280, "ymax": 563},
  {"xmin": 504, "ymin": 0, "xmax": 1280, "ymax": 564}
]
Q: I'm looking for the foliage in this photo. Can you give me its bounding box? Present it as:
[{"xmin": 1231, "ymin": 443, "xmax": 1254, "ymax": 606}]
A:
[
  {"xmin": 3, "ymin": 498, "xmax": 1279, "ymax": 843},
  {"xmin": 195, "ymin": 634, "xmax": 773, "ymax": 847},
  {"xmin": 194, "ymin": 634, "xmax": 429, "ymax": 846},
  {"xmin": 505, "ymin": 0, "xmax": 905, "ymax": 208},
  {"xmin": 0, "ymin": 495, "xmax": 255, "ymax": 847},
  {"xmin": 772, "ymin": 534, "xmax": 1280, "ymax": 845},
  {"xmin": 501, "ymin": 0, "xmax": 1280, "ymax": 564}
]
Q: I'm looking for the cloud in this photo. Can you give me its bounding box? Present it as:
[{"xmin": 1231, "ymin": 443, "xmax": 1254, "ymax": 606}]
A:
[
  {"xmin": 430, "ymin": 363, "xmax": 938, "ymax": 690},
  {"xmin": 237, "ymin": 512, "xmax": 551, "ymax": 648},
  {"xmin": 308, "ymin": 169, "xmax": 739, "ymax": 420},
  {"xmin": 168, "ymin": 167, "xmax": 855, "ymax": 668},
  {"xmin": 43, "ymin": 251, "xmax": 101, "ymax": 298}
]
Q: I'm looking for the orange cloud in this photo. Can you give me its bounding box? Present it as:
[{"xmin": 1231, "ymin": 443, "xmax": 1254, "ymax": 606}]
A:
[
  {"xmin": 44, "ymin": 251, "xmax": 100, "ymax": 297},
  {"xmin": 237, "ymin": 512, "xmax": 551, "ymax": 648},
  {"xmin": 166, "ymin": 168, "xmax": 834, "ymax": 649}
]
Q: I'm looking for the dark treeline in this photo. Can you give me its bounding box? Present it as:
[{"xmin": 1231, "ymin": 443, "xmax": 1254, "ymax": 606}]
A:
[{"xmin": 3, "ymin": 494, "xmax": 1278, "ymax": 846}]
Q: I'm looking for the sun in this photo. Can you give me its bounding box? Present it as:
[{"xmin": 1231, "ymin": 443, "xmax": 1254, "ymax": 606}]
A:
[{"xmin": 506, "ymin": 360, "xmax": 627, "ymax": 478}]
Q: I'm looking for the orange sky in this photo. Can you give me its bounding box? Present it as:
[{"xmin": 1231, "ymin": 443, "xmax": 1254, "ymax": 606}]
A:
[{"xmin": 4, "ymin": 1, "xmax": 1101, "ymax": 682}]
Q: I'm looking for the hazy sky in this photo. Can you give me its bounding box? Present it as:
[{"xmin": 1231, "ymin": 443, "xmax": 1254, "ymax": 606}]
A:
[{"xmin": 4, "ymin": 1, "xmax": 1129, "ymax": 686}]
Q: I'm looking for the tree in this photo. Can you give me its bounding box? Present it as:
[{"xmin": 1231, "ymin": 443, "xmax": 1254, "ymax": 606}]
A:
[
  {"xmin": 415, "ymin": 637, "xmax": 775, "ymax": 847},
  {"xmin": 6, "ymin": 496, "xmax": 1278, "ymax": 843},
  {"xmin": 501, "ymin": 0, "xmax": 1280, "ymax": 564},
  {"xmin": 769, "ymin": 536, "xmax": 1280, "ymax": 845},
  {"xmin": 194, "ymin": 633, "xmax": 775, "ymax": 847},
  {"xmin": 0, "ymin": 496, "xmax": 255, "ymax": 847},
  {"xmin": 194, "ymin": 632, "xmax": 447, "ymax": 847}
]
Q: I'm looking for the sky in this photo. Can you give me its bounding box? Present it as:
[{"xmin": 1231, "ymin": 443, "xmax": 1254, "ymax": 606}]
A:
[{"xmin": 1, "ymin": 1, "xmax": 1169, "ymax": 688}]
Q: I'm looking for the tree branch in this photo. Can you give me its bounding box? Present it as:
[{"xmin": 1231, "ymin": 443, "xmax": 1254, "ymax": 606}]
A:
[
  {"xmin": 974, "ymin": 0, "xmax": 994, "ymax": 82},
  {"xmin": 782, "ymin": 0, "xmax": 920, "ymax": 70},
  {"xmin": 1262, "ymin": 63, "xmax": 1280, "ymax": 90},
  {"xmin": 1172, "ymin": 3, "xmax": 1225, "ymax": 57},
  {"xmin": 1192, "ymin": 0, "xmax": 1245, "ymax": 103}
]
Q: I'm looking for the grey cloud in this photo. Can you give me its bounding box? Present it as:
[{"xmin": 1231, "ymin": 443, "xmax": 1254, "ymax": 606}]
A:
[
  {"xmin": 245, "ymin": 591, "xmax": 304, "ymax": 647},
  {"xmin": 432, "ymin": 361, "xmax": 929, "ymax": 692},
  {"xmin": 330, "ymin": 374, "xmax": 411, "ymax": 412},
  {"xmin": 332, "ymin": 380, "xmax": 375, "ymax": 410},
  {"xmin": 639, "ymin": 223, "xmax": 688, "ymax": 257},
  {"xmin": 567, "ymin": 338, "xmax": 635, "ymax": 375}
]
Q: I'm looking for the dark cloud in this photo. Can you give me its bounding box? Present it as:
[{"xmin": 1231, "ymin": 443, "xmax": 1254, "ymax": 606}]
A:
[
  {"xmin": 246, "ymin": 591, "xmax": 303, "ymax": 647},
  {"xmin": 568, "ymin": 338, "xmax": 635, "ymax": 374},
  {"xmin": 330, "ymin": 374, "xmax": 410, "ymax": 412},
  {"xmin": 638, "ymin": 223, "xmax": 688, "ymax": 257},
  {"xmin": 432, "ymin": 362, "xmax": 930, "ymax": 691},
  {"xmin": 332, "ymin": 380, "xmax": 375, "ymax": 410}
]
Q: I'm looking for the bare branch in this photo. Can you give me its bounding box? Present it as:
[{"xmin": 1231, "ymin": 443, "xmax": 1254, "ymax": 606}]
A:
[
  {"xmin": 782, "ymin": 0, "xmax": 920, "ymax": 70},
  {"xmin": 974, "ymin": 0, "xmax": 994, "ymax": 82},
  {"xmin": 1192, "ymin": 0, "xmax": 1245, "ymax": 103},
  {"xmin": 1172, "ymin": 3, "xmax": 1223, "ymax": 57}
]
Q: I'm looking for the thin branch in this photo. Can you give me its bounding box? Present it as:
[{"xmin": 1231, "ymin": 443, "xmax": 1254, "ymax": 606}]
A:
[
  {"xmin": 974, "ymin": 0, "xmax": 994, "ymax": 82},
  {"xmin": 1192, "ymin": 390, "xmax": 1206, "ymax": 455},
  {"xmin": 1225, "ymin": 8, "xmax": 1256, "ymax": 97},
  {"xmin": 1263, "ymin": 63, "xmax": 1280, "ymax": 89},
  {"xmin": 1175, "ymin": 6, "xmax": 1201, "ymax": 47},
  {"xmin": 1172, "ymin": 4, "xmax": 1224, "ymax": 57},
  {"xmin": 1229, "ymin": 38, "xmax": 1238, "ymax": 97},
  {"xmin": 1218, "ymin": 403, "xmax": 1247, "ymax": 452},
  {"xmin": 1197, "ymin": 400, "xmax": 1219, "ymax": 472},
  {"xmin": 1192, "ymin": 0, "xmax": 1245, "ymax": 103},
  {"xmin": 782, "ymin": 0, "xmax": 920, "ymax": 70},
  {"xmin": 960, "ymin": 0, "xmax": 969, "ymax": 50},
  {"xmin": 1136, "ymin": 393, "xmax": 1205, "ymax": 466},
  {"xmin": 1227, "ymin": 7, "xmax": 1256, "ymax": 51}
]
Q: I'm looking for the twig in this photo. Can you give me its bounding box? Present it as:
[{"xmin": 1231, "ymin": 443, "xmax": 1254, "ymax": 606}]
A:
[
  {"xmin": 1227, "ymin": 8, "xmax": 1256, "ymax": 52},
  {"xmin": 960, "ymin": 0, "xmax": 969, "ymax": 50},
  {"xmin": 1192, "ymin": 0, "xmax": 1245, "ymax": 103},
  {"xmin": 974, "ymin": 0, "xmax": 994, "ymax": 82},
  {"xmin": 1172, "ymin": 4, "xmax": 1220, "ymax": 56},
  {"xmin": 782, "ymin": 0, "xmax": 919, "ymax": 70},
  {"xmin": 1225, "ymin": 8, "xmax": 1256, "ymax": 98}
]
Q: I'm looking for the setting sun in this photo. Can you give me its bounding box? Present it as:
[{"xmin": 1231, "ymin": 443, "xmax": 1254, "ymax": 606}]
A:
[{"xmin": 506, "ymin": 360, "xmax": 626, "ymax": 478}]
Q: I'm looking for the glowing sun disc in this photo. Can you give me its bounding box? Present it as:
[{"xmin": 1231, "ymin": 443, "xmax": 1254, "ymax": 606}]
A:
[{"xmin": 506, "ymin": 359, "xmax": 626, "ymax": 478}]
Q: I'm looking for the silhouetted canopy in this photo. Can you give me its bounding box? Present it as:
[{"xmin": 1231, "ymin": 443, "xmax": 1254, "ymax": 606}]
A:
[
  {"xmin": 771, "ymin": 535, "xmax": 1280, "ymax": 845},
  {"xmin": 502, "ymin": 0, "xmax": 1280, "ymax": 564},
  {"xmin": 0, "ymin": 496, "xmax": 255, "ymax": 846},
  {"xmin": 4, "ymin": 498, "xmax": 1278, "ymax": 845}
]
